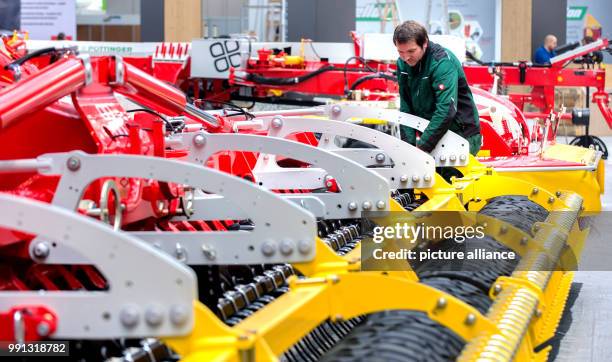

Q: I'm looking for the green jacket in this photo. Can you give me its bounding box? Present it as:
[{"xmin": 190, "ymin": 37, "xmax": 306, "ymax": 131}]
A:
[{"xmin": 397, "ymin": 42, "xmax": 480, "ymax": 153}]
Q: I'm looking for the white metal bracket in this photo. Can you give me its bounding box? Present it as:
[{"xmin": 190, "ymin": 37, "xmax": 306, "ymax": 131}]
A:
[
  {"xmin": 251, "ymin": 115, "xmax": 436, "ymax": 189},
  {"xmin": 21, "ymin": 151, "xmax": 318, "ymax": 265},
  {"xmin": 0, "ymin": 194, "xmax": 196, "ymax": 339},
  {"xmin": 170, "ymin": 132, "xmax": 391, "ymax": 219},
  {"xmin": 320, "ymin": 103, "xmax": 471, "ymax": 166}
]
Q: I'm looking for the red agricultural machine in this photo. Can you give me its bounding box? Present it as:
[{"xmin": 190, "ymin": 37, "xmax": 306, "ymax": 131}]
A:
[{"xmin": 0, "ymin": 34, "xmax": 597, "ymax": 361}]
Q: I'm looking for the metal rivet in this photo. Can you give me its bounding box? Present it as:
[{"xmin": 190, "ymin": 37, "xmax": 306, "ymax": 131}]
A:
[
  {"xmin": 535, "ymin": 309, "xmax": 542, "ymax": 318},
  {"xmin": 174, "ymin": 243, "xmax": 187, "ymax": 262},
  {"xmin": 348, "ymin": 202, "xmax": 358, "ymax": 211},
  {"xmin": 280, "ymin": 240, "xmax": 295, "ymax": 255},
  {"xmin": 170, "ymin": 305, "xmax": 189, "ymax": 326},
  {"xmin": 436, "ymin": 297, "xmax": 447, "ymax": 309},
  {"xmin": 326, "ymin": 180, "xmax": 333, "ymax": 188},
  {"xmin": 411, "ymin": 174, "xmax": 420, "ymax": 182},
  {"xmin": 192, "ymin": 133, "xmax": 206, "ymax": 148},
  {"xmin": 423, "ymin": 175, "xmax": 432, "ymax": 182},
  {"xmin": 36, "ymin": 322, "xmax": 50, "ymax": 337},
  {"xmin": 439, "ymin": 155, "xmax": 447, "ymax": 162},
  {"xmin": 331, "ymin": 105, "xmax": 341, "ymax": 114},
  {"xmin": 493, "ymin": 284, "xmax": 502, "ymax": 295},
  {"xmin": 201, "ymin": 244, "xmax": 216, "ymax": 260},
  {"xmin": 555, "ymin": 191, "xmax": 562, "ymax": 197},
  {"xmin": 459, "ymin": 154, "xmax": 467, "ymax": 161},
  {"xmin": 532, "ymin": 187, "xmax": 539, "ymax": 195},
  {"xmin": 520, "ymin": 236, "xmax": 528, "ymax": 245},
  {"xmin": 449, "ymin": 154, "xmax": 457, "ymax": 162},
  {"xmin": 120, "ymin": 306, "xmax": 140, "ymax": 328},
  {"xmin": 533, "ymin": 224, "xmax": 540, "ymax": 232},
  {"xmin": 66, "ymin": 156, "xmax": 81, "ymax": 171},
  {"xmin": 145, "ymin": 306, "xmax": 164, "ymax": 327},
  {"xmin": 475, "ymin": 197, "xmax": 482, "ymax": 202},
  {"xmin": 298, "ymin": 240, "xmax": 312, "ymax": 254},
  {"xmin": 499, "ymin": 225, "xmax": 508, "ymax": 234},
  {"xmin": 261, "ymin": 241, "xmax": 276, "ymax": 256},
  {"xmin": 548, "ymin": 196, "xmax": 555, "ymax": 204},
  {"xmin": 400, "ymin": 174, "xmax": 409, "ymax": 182},
  {"xmin": 32, "ymin": 241, "xmax": 51, "ymax": 259},
  {"xmin": 465, "ymin": 313, "xmax": 476, "ymax": 326},
  {"xmin": 271, "ymin": 117, "xmax": 283, "ymax": 128},
  {"xmin": 376, "ymin": 200, "xmax": 386, "ymax": 209},
  {"xmin": 362, "ymin": 201, "xmax": 372, "ymax": 210},
  {"xmin": 375, "ymin": 153, "xmax": 386, "ymax": 163},
  {"xmin": 329, "ymin": 275, "xmax": 340, "ymax": 284}
]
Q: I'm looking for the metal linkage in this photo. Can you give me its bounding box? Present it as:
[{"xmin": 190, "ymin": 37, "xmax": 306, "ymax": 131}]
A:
[
  {"xmin": 0, "ymin": 194, "xmax": 196, "ymax": 339},
  {"xmin": 14, "ymin": 151, "xmax": 317, "ymax": 265},
  {"xmin": 248, "ymin": 115, "xmax": 436, "ymax": 189},
  {"xmin": 168, "ymin": 131, "xmax": 391, "ymax": 219}
]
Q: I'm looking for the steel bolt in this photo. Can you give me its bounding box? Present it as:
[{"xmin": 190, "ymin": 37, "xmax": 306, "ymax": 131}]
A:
[
  {"xmin": 120, "ymin": 306, "xmax": 140, "ymax": 328},
  {"xmin": 201, "ymin": 244, "xmax": 217, "ymax": 260},
  {"xmin": 436, "ymin": 297, "xmax": 447, "ymax": 309},
  {"xmin": 348, "ymin": 202, "xmax": 358, "ymax": 211},
  {"xmin": 298, "ymin": 240, "xmax": 312, "ymax": 254},
  {"xmin": 36, "ymin": 322, "xmax": 50, "ymax": 337},
  {"xmin": 465, "ymin": 313, "xmax": 477, "ymax": 326},
  {"xmin": 362, "ymin": 201, "xmax": 372, "ymax": 210},
  {"xmin": 280, "ymin": 240, "xmax": 295, "ymax": 255},
  {"xmin": 32, "ymin": 241, "xmax": 51, "ymax": 259},
  {"xmin": 423, "ymin": 174, "xmax": 432, "ymax": 182},
  {"xmin": 174, "ymin": 243, "xmax": 187, "ymax": 262},
  {"xmin": 376, "ymin": 200, "xmax": 386, "ymax": 209},
  {"xmin": 439, "ymin": 154, "xmax": 447, "ymax": 162},
  {"xmin": 192, "ymin": 133, "xmax": 206, "ymax": 148},
  {"xmin": 331, "ymin": 105, "xmax": 341, "ymax": 114},
  {"xmin": 449, "ymin": 154, "xmax": 457, "ymax": 162},
  {"xmin": 261, "ymin": 241, "xmax": 276, "ymax": 256},
  {"xmin": 145, "ymin": 306, "xmax": 164, "ymax": 327},
  {"xmin": 459, "ymin": 154, "xmax": 467, "ymax": 161},
  {"xmin": 66, "ymin": 157, "xmax": 81, "ymax": 171},
  {"xmin": 170, "ymin": 305, "xmax": 189, "ymax": 326},
  {"xmin": 493, "ymin": 284, "xmax": 503, "ymax": 295},
  {"xmin": 400, "ymin": 174, "xmax": 409, "ymax": 182},
  {"xmin": 375, "ymin": 153, "xmax": 386, "ymax": 163},
  {"xmin": 271, "ymin": 117, "xmax": 283, "ymax": 128},
  {"xmin": 411, "ymin": 174, "xmax": 420, "ymax": 182}
]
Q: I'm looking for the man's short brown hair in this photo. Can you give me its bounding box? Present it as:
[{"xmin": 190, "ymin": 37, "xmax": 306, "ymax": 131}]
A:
[{"xmin": 393, "ymin": 20, "xmax": 429, "ymax": 47}]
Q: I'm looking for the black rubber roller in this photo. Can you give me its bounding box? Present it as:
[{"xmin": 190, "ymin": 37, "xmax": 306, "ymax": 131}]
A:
[
  {"xmin": 479, "ymin": 195, "xmax": 548, "ymax": 233},
  {"xmin": 319, "ymin": 311, "xmax": 464, "ymax": 362}
]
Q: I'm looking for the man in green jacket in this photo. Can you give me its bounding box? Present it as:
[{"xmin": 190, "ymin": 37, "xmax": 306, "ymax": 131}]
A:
[{"xmin": 394, "ymin": 21, "xmax": 481, "ymax": 155}]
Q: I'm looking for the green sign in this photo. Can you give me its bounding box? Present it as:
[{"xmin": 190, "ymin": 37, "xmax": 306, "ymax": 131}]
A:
[{"xmin": 567, "ymin": 6, "xmax": 587, "ymax": 21}]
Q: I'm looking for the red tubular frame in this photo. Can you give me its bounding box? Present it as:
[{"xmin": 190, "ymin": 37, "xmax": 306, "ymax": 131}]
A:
[{"xmin": 0, "ymin": 58, "xmax": 86, "ymax": 129}]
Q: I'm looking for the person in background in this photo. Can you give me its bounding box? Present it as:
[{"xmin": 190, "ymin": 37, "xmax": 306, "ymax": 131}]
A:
[
  {"xmin": 393, "ymin": 20, "xmax": 482, "ymax": 156},
  {"xmin": 534, "ymin": 34, "xmax": 557, "ymax": 64}
]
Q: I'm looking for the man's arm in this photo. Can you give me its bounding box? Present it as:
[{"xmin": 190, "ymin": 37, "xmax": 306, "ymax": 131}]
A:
[
  {"xmin": 397, "ymin": 60, "xmax": 416, "ymax": 145},
  {"xmin": 417, "ymin": 60, "xmax": 458, "ymax": 153}
]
